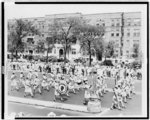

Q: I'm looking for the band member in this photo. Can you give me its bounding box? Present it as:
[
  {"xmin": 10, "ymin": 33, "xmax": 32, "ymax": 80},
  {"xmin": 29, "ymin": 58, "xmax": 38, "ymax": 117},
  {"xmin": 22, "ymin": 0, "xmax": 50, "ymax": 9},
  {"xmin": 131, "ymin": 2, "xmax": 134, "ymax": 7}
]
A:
[
  {"xmin": 53, "ymin": 81, "xmax": 64, "ymax": 101},
  {"xmin": 41, "ymin": 73, "xmax": 49, "ymax": 91},
  {"xmin": 121, "ymin": 87, "xmax": 127, "ymax": 103},
  {"xmin": 24, "ymin": 77, "xmax": 34, "ymax": 97},
  {"xmin": 83, "ymin": 86, "xmax": 90, "ymax": 105},
  {"xmin": 19, "ymin": 72, "xmax": 25, "ymax": 88},
  {"xmin": 68, "ymin": 80, "xmax": 76, "ymax": 94},
  {"xmin": 27, "ymin": 71, "xmax": 32, "ymax": 81},
  {"xmin": 117, "ymin": 92, "xmax": 126, "ymax": 109},
  {"xmin": 33, "ymin": 76, "xmax": 42, "ymax": 95},
  {"xmin": 110, "ymin": 94, "xmax": 121, "ymax": 110},
  {"xmin": 96, "ymin": 77, "xmax": 103, "ymax": 97},
  {"xmin": 10, "ymin": 73, "xmax": 19, "ymax": 91}
]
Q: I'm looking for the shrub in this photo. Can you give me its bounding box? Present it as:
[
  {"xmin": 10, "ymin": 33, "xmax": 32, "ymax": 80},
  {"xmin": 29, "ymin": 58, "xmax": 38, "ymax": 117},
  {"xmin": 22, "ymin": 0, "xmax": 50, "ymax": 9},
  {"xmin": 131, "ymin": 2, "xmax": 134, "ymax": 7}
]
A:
[{"xmin": 102, "ymin": 60, "xmax": 114, "ymax": 66}]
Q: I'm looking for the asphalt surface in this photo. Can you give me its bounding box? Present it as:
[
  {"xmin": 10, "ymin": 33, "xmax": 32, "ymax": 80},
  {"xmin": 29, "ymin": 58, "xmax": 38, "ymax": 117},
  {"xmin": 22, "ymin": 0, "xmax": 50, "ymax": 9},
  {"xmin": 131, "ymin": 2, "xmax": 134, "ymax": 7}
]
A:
[
  {"xmin": 7, "ymin": 71, "xmax": 142, "ymax": 116},
  {"xmin": 8, "ymin": 102, "xmax": 93, "ymax": 117}
]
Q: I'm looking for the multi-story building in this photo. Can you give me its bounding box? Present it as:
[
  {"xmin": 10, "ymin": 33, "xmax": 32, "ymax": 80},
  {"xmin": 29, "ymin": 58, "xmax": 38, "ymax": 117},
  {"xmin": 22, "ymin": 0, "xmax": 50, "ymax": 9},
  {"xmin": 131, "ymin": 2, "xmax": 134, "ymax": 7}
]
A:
[{"xmin": 8, "ymin": 12, "xmax": 141, "ymax": 60}]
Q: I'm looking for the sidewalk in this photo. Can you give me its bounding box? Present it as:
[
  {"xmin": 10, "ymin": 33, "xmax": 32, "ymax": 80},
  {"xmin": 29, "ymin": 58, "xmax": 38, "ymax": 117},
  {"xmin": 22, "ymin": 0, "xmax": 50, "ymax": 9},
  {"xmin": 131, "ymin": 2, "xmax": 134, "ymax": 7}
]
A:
[{"xmin": 8, "ymin": 96, "xmax": 107, "ymax": 115}]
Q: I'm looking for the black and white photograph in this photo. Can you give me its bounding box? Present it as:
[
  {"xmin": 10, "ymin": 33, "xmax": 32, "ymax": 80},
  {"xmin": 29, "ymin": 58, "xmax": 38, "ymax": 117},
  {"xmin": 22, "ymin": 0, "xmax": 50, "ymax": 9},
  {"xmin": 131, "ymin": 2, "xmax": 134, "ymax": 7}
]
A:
[{"xmin": 2, "ymin": 2, "xmax": 148, "ymax": 119}]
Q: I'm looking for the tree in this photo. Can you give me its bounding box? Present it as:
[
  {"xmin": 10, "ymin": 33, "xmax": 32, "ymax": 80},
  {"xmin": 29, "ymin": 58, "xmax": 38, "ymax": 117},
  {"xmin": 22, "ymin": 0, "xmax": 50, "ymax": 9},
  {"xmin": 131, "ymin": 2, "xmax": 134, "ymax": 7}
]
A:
[
  {"xmin": 76, "ymin": 23, "xmax": 105, "ymax": 66},
  {"xmin": 36, "ymin": 41, "xmax": 45, "ymax": 53},
  {"xmin": 46, "ymin": 37, "xmax": 55, "ymax": 62},
  {"xmin": 93, "ymin": 38, "xmax": 105, "ymax": 61},
  {"xmin": 52, "ymin": 17, "xmax": 82, "ymax": 62},
  {"xmin": 104, "ymin": 41, "xmax": 115, "ymax": 59},
  {"xmin": 8, "ymin": 19, "xmax": 39, "ymax": 60}
]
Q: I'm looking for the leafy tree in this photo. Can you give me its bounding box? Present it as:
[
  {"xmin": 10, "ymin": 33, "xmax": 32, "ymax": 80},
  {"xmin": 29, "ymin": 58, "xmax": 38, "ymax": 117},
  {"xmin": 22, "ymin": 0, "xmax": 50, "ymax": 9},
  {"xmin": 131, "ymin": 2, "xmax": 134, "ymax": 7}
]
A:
[
  {"xmin": 76, "ymin": 23, "xmax": 105, "ymax": 66},
  {"xmin": 93, "ymin": 38, "xmax": 105, "ymax": 61},
  {"xmin": 104, "ymin": 41, "xmax": 115, "ymax": 59},
  {"xmin": 46, "ymin": 37, "xmax": 55, "ymax": 62},
  {"xmin": 52, "ymin": 17, "xmax": 82, "ymax": 62},
  {"xmin": 36, "ymin": 41, "xmax": 45, "ymax": 53},
  {"xmin": 8, "ymin": 19, "xmax": 39, "ymax": 60}
]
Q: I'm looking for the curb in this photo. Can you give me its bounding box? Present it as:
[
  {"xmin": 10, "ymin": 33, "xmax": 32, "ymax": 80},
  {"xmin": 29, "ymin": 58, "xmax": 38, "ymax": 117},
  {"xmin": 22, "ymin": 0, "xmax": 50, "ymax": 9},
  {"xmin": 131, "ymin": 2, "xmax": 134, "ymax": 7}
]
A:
[{"xmin": 8, "ymin": 96, "xmax": 108, "ymax": 115}]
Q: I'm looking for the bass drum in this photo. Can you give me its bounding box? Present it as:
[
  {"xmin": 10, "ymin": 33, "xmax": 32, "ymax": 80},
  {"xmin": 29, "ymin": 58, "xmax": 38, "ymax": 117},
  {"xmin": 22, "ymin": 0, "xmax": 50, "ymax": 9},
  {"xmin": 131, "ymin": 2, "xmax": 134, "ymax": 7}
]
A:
[{"xmin": 58, "ymin": 83, "xmax": 68, "ymax": 94}]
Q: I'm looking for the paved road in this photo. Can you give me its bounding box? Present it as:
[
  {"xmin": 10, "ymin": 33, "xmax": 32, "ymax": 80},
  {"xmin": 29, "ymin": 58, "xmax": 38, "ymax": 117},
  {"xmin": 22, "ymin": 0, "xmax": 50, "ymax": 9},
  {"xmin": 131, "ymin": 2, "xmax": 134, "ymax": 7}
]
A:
[
  {"xmin": 7, "ymin": 71, "xmax": 116, "ymax": 106},
  {"xmin": 8, "ymin": 102, "xmax": 92, "ymax": 117},
  {"xmin": 7, "ymin": 71, "xmax": 142, "ymax": 116}
]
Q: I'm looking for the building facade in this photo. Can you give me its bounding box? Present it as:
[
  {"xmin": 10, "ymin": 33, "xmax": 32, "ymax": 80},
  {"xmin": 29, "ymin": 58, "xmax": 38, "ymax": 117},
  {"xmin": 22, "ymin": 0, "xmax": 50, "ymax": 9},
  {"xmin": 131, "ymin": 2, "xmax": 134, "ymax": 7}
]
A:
[{"xmin": 8, "ymin": 12, "xmax": 141, "ymax": 60}]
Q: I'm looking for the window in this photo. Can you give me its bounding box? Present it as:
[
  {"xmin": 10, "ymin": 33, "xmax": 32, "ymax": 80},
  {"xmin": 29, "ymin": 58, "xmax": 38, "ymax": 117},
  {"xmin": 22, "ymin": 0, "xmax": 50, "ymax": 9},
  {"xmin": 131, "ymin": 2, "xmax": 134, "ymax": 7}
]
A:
[
  {"xmin": 115, "ymin": 43, "xmax": 119, "ymax": 47},
  {"xmin": 133, "ymin": 40, "xmax": 139, "ymax": 42},
  {"xmin": 126, "ymin": 51, "xmax": 129, "ymax": 53},
  {"xmin": 111, "ymin": 33, "xmax": 114, "ymax": 37},
  {"xmin": 116, "ymin": 23, "xmax": 120, "ymax": 26},
  {"xmin": 102, "ymin": 23, "xmax": 105, "ymax": 26},
  {"xmin": 72, "ymin": 49, "xmax": 76, "ymax": 54},
  {"xmin": 54, "ymin": 49, "xmax": 56, "ymax": 54},
  {"xmin": 128, "ymin": 23, "xmax": 131, "ymax": 26},
  {"xmin": 116, "ymin": 33, "xmax": 119, "ymax": 37},
  {"xmin": 49, "ymin": 49, "xmax": 52, "ymax": 53},
  {"xmin": 127, "ymin": 33, "xmax": 130, "ymax": 36},
  {"xmin": 137, "ymin": 32, "xmax": 140, "ymax": 37},
  {"xmin": 133, "ymin": 43, "xmax": 139, "ymax": 47},
  {"xmin": 133, "ymin": 32, "xmax": 136, "ymax": 36},
  {"xmin": 116, "ymin": 28, "xmax": 120, "ymax": 31},
  {"xmin": 111, "ymin": 23, "xmax": 115, "ymax": 26},
  {"xmin": 133, "ymin": 32, "xmax": 140, "ymax": 37},
  {"xmin": 42, "ymin": 34, "xmax": 44, "ymax": 37},
  {"xmin": 126, "ymin": 40, "xmax": 130, "ymax": 42}
]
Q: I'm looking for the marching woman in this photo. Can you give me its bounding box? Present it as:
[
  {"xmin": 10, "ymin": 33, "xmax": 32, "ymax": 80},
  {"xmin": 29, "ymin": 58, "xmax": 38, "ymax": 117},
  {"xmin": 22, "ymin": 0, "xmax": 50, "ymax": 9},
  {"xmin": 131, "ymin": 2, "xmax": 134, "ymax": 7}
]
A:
[
  {"xmin": 33, "ymin": 76, "xmax": 42, "ymax": 95},
  {"xmin": 101, "ymin": 76, "xmax": 107, "ymax": 94},
  {"xmin": 68, "ymin": 78, "xmax": 76, "ymax": 94},
  {"xmin": 10, "ymin": 72, "xmax": 19, "ymax": 91},
  {"xmin": 96, "ymin": 76, "xmax": 104, "ymax": 97},
  {"xmin": 19, "ymin": 72, "xmax": 25, "ymax": 89},
  {"xmin": 24, "ymin": 77, "xmax": 34, "ymax": 97},
  {"xmin": 110, "ymin": 93, "xmax": 121, "ymax": 110},
  {"xmin": 41, "ymin": 73, "xmax": 49, "ymax": 91},
  {"xmin": 53, "ymin": 81, "xmax": 64, "ymax": 101},
  {"xmin": 27, "ymin": 71, "xmax": 33, "ymax": 81},
  {"xmin": 117, "ymin": 89, "xmax": 126, "ymax": 109},
  {"xmin": 83, "ymin": 86, "xmax": 90, "ymax": 105}
]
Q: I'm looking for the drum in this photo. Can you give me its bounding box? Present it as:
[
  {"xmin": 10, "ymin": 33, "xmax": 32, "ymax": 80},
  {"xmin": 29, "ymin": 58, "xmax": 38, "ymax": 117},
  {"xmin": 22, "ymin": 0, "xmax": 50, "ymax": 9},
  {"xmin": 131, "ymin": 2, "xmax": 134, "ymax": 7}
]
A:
[{"xmin": 58, "ymin": 83, "xmax": 68, "ymax": 94}]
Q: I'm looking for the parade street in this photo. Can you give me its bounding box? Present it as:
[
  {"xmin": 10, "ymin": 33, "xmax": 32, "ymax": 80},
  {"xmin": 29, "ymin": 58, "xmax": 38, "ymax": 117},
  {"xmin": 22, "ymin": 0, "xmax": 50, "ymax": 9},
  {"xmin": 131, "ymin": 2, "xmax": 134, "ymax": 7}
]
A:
[{"xmin": 7, "ymin": 71, "xmax": 142, "ymax": 117}]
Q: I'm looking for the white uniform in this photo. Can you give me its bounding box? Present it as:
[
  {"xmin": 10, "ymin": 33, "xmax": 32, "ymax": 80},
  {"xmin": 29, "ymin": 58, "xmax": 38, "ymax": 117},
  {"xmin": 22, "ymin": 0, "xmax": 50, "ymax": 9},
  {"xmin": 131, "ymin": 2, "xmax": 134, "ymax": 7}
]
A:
[{"xmin": 24, "ymin": 80, "xmax": 33, "ymax": 96}]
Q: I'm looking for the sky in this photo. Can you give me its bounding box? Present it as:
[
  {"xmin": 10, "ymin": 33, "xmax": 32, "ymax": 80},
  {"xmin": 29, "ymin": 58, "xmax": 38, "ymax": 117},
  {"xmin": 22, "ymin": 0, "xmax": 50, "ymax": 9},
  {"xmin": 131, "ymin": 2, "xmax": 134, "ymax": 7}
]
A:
[{"xmin": 5, "ymin": 3, "xmax": 146, "ymax": 19}]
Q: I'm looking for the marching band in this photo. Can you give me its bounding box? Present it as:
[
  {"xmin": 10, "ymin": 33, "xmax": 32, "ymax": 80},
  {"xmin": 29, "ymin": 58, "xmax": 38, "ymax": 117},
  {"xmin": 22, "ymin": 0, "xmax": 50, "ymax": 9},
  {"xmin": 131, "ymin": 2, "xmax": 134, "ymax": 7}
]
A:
[{"xmin": 8, "ymin": 60, "xmax": 141, "ymax": 110}]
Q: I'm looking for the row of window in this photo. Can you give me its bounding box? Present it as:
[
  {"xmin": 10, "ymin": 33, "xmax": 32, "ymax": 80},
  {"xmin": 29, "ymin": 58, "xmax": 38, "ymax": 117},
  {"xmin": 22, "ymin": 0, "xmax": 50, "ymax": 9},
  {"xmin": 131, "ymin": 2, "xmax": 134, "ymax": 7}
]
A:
[
  {"xmin": 28, "ymin": 33, "xmax": 45, "ymax": 37},
  {"xmin": 111, "ymin": 33, "xmax": 120, "ymax": 37},
  {"xmin": 111, "ymin": 32, "xmax": 140, "ymax": 37}
]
